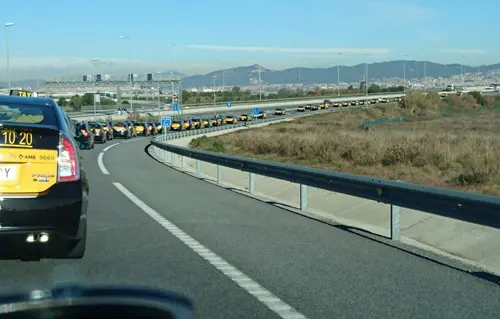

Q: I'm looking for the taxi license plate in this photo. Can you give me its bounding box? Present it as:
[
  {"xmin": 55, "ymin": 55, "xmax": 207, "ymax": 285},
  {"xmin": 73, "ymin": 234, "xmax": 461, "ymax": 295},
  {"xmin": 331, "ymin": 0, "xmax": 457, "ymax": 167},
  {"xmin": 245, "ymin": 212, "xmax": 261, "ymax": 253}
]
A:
[{"xmin": 0, "ymin": 166, "xmax": 17, "ymax": 181}]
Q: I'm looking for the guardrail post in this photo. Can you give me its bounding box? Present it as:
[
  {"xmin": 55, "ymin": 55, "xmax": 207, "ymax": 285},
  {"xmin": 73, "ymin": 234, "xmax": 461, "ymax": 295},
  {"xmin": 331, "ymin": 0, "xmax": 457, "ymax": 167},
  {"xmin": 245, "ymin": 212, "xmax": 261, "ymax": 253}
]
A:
[
  {"xmin": 180, "ymin": 156, "xmax": 184, "ymax": 170},
  {"xmin": 249, "ymin": 173, "xmax": 255, "ymax": 194},
  {"xmin": 196, "ymin": 160, "xmax": 201, "ymax": 177},
  {"xmin": 300, "ymin": 184, "xmax": 307, "ymax": 210},
  {"xmin": 390, "ymin": 205, "xmax": 401, "ymax": 241},
  {"xmin": 217, "ymin": 165, "xmax": 222, "ymax": 184},
  {"xmin": 172, "ymin": 153, "xmax": 176, "ymax": 167}
]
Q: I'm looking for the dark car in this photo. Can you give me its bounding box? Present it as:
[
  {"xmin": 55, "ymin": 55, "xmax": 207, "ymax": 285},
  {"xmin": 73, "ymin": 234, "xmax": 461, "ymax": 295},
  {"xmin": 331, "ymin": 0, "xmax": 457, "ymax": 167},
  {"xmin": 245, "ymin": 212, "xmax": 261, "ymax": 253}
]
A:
[
  {"xmin": 74, "ymin": 122, "xmax": 95, "ymax": 149},
  {"xmin": 112, "ymin": 122, "xmax": 132, "ymax": 139},
  {"xmin": 0, "ymin": 95, "xmax": 89, "ymax": 260},
  {"xmin": 88, "ymin": 122, "xmax": 107, "ymax": 144}
]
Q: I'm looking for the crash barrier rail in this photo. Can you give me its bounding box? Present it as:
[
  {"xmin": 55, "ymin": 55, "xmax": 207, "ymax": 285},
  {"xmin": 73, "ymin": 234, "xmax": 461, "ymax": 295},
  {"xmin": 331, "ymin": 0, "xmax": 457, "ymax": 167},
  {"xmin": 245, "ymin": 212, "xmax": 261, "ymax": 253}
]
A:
[{"xmin": 150, "ymin": 118, "xmax": 500, "ymax": 242}]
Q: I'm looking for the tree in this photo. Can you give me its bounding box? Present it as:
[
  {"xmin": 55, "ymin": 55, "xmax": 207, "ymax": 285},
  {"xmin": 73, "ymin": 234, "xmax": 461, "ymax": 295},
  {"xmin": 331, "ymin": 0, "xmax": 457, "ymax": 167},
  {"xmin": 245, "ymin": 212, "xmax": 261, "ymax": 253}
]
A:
[
  {"xmin": 368, "ymin": 84, "xmax": 382, "ymax": 93},
  {"xmin": 232, "ymin": 86, "xmax": 241, "ymax": 93},
  {"xmin": 57, "ymin": 98, "xmax": 67, "ymax": 106}
]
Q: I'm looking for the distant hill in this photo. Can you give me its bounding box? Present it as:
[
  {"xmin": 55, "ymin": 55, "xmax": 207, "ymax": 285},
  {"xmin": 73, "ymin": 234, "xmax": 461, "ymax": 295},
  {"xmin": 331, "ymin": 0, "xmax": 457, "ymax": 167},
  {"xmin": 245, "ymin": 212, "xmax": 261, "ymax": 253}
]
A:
[
  {"xmin": 3, "ymin": 62, "xmax": 500, "ymax": 89},
  {"xmin": 180, "ymin": 61, "xmax": 500, "ymax": 88}
]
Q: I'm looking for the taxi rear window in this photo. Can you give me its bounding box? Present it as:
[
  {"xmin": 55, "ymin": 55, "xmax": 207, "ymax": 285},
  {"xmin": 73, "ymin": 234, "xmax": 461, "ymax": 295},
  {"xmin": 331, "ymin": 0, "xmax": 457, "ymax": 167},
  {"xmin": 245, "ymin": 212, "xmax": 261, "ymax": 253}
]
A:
[
  {"xmin": 90, "ymin": 123, "xmax": 101, "ymax": 128},
  {"xmin": 0, "ymin": 103, "xmax": 56, "ymax": 125}
]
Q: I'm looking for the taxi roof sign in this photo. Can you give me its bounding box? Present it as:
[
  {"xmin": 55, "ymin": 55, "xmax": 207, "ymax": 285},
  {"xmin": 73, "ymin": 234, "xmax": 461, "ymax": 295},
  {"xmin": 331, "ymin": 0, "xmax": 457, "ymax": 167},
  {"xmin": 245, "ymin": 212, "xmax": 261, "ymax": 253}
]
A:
[{"xmin": 10, "ymin": 89, "xmax": 38, "ymax": 97}]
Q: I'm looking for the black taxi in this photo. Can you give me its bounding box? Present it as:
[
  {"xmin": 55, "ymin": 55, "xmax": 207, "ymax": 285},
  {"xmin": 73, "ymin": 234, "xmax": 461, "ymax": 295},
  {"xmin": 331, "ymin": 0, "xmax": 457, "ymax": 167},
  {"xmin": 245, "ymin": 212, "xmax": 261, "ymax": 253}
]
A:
[{"xmin": 0, "ymin": 93, "xmax": 89, "ymax": 260}]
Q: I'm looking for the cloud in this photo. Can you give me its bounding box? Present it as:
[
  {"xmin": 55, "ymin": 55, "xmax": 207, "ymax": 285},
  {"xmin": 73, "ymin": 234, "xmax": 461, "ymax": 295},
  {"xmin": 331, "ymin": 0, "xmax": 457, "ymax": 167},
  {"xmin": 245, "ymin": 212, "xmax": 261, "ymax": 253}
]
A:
[
  {"xmin": 439, "ymin": 49, "xmax": 487, "ymax": 55},
  {"xmin": 181, "ymin": 45, "xmax": 389, "ymax": 55}
]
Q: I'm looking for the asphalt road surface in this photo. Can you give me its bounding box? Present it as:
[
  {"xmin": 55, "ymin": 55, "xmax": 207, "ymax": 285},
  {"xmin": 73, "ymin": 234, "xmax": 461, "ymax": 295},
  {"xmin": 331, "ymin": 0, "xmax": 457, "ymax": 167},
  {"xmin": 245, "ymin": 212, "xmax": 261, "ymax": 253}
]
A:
[{"xmin": 1, "ymin": 138, "xmax": 500, "ymax": 319}]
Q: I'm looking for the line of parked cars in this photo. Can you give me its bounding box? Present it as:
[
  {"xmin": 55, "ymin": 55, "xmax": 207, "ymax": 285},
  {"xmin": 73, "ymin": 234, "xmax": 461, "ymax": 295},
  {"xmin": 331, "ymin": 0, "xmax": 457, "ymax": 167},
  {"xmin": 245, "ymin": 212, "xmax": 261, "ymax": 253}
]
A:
[
  {"xmin": 70, "ymin": 119, "xmax": 164, "ymax": 150},
  {"xmin": 169, "ymin": 112, "xmax": 269, "ymax": 131}
]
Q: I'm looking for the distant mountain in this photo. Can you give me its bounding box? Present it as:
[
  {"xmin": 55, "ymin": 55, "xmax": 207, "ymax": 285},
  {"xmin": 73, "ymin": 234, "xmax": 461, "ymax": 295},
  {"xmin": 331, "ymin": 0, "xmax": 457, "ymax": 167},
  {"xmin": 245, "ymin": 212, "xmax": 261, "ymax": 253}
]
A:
[
  {"xmin": 4, "ymin": 61, "xmax": 500, "ymax": 89},
  {"xmin": 180, "ymin": 61, "xmax": 500, "ymax": 88}
]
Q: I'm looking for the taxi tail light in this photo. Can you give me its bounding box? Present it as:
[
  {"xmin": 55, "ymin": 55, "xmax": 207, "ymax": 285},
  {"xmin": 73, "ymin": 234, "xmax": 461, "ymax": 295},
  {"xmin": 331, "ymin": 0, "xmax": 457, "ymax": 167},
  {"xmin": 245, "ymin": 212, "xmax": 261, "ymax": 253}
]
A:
[
  {"xmin": 58, "ymin": 137, "xmax": 78, "ymax": 182},
  {"xmin": 83, "ymin": 131, "xmax": 89, "ymax": 137}
]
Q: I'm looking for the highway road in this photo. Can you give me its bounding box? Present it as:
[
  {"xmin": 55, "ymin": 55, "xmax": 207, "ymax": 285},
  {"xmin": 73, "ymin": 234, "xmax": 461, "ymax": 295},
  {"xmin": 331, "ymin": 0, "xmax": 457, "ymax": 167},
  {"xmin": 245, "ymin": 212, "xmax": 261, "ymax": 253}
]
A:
[
  {"xmin": 71, "ymin": 93, "xmax": 405, "ymax": 121},
  {"xmin": 1, "ymin": 137, "xmax": 500, "ymax": 318}
]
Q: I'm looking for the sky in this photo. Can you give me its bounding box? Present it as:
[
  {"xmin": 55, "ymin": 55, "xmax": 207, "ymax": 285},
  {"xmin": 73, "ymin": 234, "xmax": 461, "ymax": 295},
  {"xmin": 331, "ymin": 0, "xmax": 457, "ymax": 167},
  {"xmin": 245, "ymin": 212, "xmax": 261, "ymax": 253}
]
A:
[{"xmin": 1, "ymin": 0, "xmax": 499, "ymax": 80}]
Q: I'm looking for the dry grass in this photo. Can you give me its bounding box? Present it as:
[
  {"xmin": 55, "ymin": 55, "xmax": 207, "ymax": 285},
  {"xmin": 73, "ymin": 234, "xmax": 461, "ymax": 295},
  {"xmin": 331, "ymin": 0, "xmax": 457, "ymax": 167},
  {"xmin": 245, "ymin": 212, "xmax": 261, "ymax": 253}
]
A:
[{"xmin": 189, "ymin": 92, "xmax": 500, "ymax": 195}]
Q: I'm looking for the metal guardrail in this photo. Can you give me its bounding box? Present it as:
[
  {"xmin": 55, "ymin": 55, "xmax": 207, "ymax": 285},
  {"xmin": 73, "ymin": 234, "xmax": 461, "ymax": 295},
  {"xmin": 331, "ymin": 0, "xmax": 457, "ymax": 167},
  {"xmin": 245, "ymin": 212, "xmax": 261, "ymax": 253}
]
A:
[{"xmin": 149, "ymin": 108, "xmax": 500, "ymax": 241}]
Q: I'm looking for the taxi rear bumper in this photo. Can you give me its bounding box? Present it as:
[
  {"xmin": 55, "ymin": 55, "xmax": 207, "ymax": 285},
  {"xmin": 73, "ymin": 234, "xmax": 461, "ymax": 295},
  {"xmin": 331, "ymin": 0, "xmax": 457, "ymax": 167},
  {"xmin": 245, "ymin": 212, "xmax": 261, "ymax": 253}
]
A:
[{"xmin": 0, "ymin": 180, "xmax": 87, "ymax": 241}]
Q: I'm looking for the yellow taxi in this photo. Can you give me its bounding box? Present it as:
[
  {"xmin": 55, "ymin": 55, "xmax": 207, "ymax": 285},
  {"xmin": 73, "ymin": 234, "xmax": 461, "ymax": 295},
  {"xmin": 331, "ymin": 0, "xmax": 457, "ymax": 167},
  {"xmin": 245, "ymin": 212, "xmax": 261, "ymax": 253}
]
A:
[
  {"xmin": 350, "ymin": 101, "xmax": 357, "ymax": 106},
  {"xmin": 318, "ymin": 104, "xmax": 325, "ymax": 109},
  {"xmin": 170, "ymin": 120, "xmax": 183, "ymax": 131},
  {"xmin": 99, "ymin": 121, "xmax": 113, "ymax": 141},
  {"xmin": 370, "ymin": 99, "xmax": 378, "ymax": 104},
  {"xmin": 88, "ymin": 122, "xmax": 107, "ymax": 144},
  {"xmin": 112, "ymin": 122, "xmax": 132, "ymax": 139},
  {"xmin": 191, "ymin": 119, "xmax": 202, "ymax": 129},
  {"xmin": 134, "ymin": 122, "xmax": 149, "ymax": 136},
  {"xmin": 305, "ymin": 105, "xmax": 312, "ymax": 110},
  {"xmin": 332, "ymin": 102, "xmax": 340, "ymax": 107},
  {"xmin": 239, "ymin": 114, "xmax": 252, "ymax": 121},
  {"xmin": 297, "ymin": 106, "xmax": 305, "ymax": 112},
  {"xmin": 182, "ymin": 120, "xmax": 192, "ymax": 130},
  {"xmin": 323, "ymin": 103, "xmax": 330, "ymax": 109},
  {"xmin": 256, "ymin": 111, "xmax": 267, "ymax": 119},
  {"xmin": 275, "ymin": 108, "xmax": 286, "ymax": 115},
  {"xmin": 224, "ymin": 115, "xmax": 238, "ymax": 124},
  {"xmin": 155, "ymin": 122, "xmax": 163, "ymax": 134},
  {"xmin": 342, "ymin": 101, "xmax": 349, "ymax": 107},
  {"xmin": 0, "ymin": 93, "xmax": 89, "ymax": 260},
  {"xmin": 311, "ymin": 105, "xmax": 319, "ymax": 111},
  {"xmin": 202, "ymin": 119, "xmax": 212, "ymax": 128},
  {"xmin": 210, "ymin": 118, "xmax": 222, "ymax": 127},
  {"xmin": 358, "ymin": 100, "xmax": 365, "ymax": 105},
  {"xmin": 146, "ymin": 122, "xmax": 158, "ymax": 135}
]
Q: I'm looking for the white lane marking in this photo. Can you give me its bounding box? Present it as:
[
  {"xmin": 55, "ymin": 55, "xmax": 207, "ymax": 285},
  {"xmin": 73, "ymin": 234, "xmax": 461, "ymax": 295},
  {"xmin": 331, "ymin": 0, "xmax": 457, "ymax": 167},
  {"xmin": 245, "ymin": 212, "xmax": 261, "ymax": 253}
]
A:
[
  {"xmin": 97, "ymin": 153, "xmax": 109, "ymax": 175},
  {"xmin": 113, "ymin": 182, "xmax": 308, "ymax": 319},
  {"xmin": 103, "ymin": 142, "xmax": 120, "ymax": 152}
]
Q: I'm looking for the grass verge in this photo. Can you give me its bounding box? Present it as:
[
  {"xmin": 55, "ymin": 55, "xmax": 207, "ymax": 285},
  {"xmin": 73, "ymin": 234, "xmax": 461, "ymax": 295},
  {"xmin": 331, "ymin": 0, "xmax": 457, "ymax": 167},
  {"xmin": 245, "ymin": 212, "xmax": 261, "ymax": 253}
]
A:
[{"xmin": 189, "ymin": 92, "xmax": 500, "ymax": 196}]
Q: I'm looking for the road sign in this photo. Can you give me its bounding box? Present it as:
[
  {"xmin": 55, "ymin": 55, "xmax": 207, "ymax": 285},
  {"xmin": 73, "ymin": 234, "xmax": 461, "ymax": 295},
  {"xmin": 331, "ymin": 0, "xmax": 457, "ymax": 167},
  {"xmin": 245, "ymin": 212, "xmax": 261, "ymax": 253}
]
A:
[
  {"xmin": 253, "ymin": 107, "xmax": 259, "ymax": 115},
  {"xmin": 226, "ymin": 102, "xmax": 232, "ymax": 107},
  {"xmin": 161, "ymin": 116, "xmax": 171, "ymax": 128},
  {"xmin": 172, "ymin": 103, "xmax": 179, "ymax": 112},
  {"xmin": 172, "ymin": 93, "xmax": 177, "ymax": 99}
]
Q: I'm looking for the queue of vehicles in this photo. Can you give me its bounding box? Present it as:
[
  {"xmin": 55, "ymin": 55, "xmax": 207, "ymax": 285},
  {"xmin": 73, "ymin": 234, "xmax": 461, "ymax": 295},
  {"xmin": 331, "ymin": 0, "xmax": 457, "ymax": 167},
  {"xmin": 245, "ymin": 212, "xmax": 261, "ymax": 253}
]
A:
[
  {"xmin": 168, "ymin": 111, "xmax": 269, "ymax": 131},
  {"xmin": 70, "ymin": 119, "xmax": 164, "ymax": 149},
  {"xmin": 297, "ymin": 97, "xmax": 400, "ymax": 112}
]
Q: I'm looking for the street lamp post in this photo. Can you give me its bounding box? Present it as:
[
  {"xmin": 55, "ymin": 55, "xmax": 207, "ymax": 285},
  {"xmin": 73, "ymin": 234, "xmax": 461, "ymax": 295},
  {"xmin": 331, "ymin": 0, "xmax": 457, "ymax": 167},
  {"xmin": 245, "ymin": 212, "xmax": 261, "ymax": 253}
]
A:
[
  {"xmin": 91, "ymin": 58, "xmax": 99, "ymax": 120},
  {"xmin": 403, "ymin": 55, "xmax": 408, "ymax": 93},
  {"xmin": 213, "ymin": 75, "xmax": 217, "ymax": 118},
  {"xmin": 361, "ymin": 53, "xmax": 369, "ymax": 98},
  {"xmin": 156, "ymin": 72, "xmax": 161, "ymax": 112},
  {"xmin": 120, "ymin": 35, "xmax": 133, "ymax": 111},
  {"xmin": 4, "ymin": 22, "xmax": 15, "ymax": 91},
  {"xmin": 336, "ymin": 52, "xmax": 343, "ymax": 96},
  {"xmin": 258, "ymin": 64, "xmax": 262, "ymax": 101}
]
